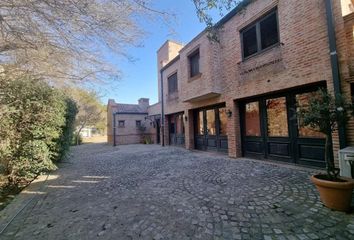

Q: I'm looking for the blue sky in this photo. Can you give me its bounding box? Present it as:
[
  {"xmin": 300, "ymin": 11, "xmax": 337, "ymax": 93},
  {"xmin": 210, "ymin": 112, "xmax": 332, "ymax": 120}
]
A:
[{"xmin": 99, "ymin": 0, "xmax": 218, "ymax": 105}]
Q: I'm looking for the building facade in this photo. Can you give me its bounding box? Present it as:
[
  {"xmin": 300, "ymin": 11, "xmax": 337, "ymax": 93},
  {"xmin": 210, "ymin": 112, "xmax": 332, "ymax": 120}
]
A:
[
  {"xmin": 108, "ymin": 0, "xmax": 354, "ymax": 168},
  {"xmin": 107, "ymin": 98, "xmax": 161, "ymax": 145},
  {"xmin": 153, "ymin": 0, "xmax": 354, "ymax": 167}
]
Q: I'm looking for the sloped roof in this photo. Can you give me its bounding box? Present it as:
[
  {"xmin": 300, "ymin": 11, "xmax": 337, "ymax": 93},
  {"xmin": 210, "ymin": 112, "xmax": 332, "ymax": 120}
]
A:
[{"xmin": 113, "ymin": 103, "xmax": 147, "ymax": 114}]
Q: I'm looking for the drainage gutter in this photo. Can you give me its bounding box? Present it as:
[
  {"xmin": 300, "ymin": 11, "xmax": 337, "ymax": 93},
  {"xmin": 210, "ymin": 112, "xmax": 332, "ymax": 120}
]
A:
[
  {"xmin": 160, "ymin": 70, "xmax": 165, "ymax": 147},
  {"xmin": 325, "ymin": 0, "xmax": 346, "ymax": 149}
]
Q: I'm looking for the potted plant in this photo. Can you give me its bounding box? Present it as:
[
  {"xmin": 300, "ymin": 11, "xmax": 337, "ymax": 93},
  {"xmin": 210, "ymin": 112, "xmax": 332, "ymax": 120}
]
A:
[{"xmin": 298, "ymin": 88, "xmax": 354, "ymax": 212}]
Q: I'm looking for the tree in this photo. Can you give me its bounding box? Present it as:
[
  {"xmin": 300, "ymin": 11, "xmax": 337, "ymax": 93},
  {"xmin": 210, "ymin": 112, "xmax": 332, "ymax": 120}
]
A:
[
  {"xmin": 71, "ymin": 89, "xmax": 104, "ymax": 145},
  {"xmin": 298, "ymin": 89, "xmax": 353, "ymax": 180},
  {"xmin": 95, "ymin": 105, "xmax": 107, "ymax": 135},
  {"xmin": 0, "ymin": 0, "xmax": 168, "ymax": 84},
  {"xmin": 192, "ymin": 0, "xmax": 254, "ymax": 23},
  {"xmin": 192, "ymin": 0, "xmax": 254, "ymax": 40}
]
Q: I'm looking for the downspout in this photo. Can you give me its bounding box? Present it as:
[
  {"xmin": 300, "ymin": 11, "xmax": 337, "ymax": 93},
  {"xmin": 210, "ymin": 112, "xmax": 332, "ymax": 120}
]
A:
[
  {"xmin": 160, "ymin": 70, "xmax": 165, "ymax": 147},
  {"xmin": 325, "ymin": 0, "xmax": 346, "ymax": 149},
  {"xmin": 113, "ymin": 113, "xmax": 117, "ymax": 146}
]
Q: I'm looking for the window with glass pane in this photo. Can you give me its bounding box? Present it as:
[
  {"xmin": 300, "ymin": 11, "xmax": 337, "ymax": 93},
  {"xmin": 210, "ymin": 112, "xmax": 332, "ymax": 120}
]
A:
[
  {"xmin": 219, "ymin": 108, "xmax": 228, "ymax": 136},
  {"xmin": 206, "ymin": 109, "xmax": 216, "ymax": 135},
  {"xmin": 168, "ymin": 73, "xmax": 178, "ymax": 94},
  {"xmin": 266, "ymin": 97, "xmax": 288, "ymax": 137},
  {"xmin": 241, "ymin": 9, "xmax": 279, "ymax": 59},
  {"xmin": 260, "ymin": 12, "xmax": 279, "ymax": 49},
  {"xmin": 245, "ymin": 102, "xmax": 261, "ymax": 136},
  {"xmin": 296, "ymin": 92, "xmax": 325, "ymax": 138},
  {"xmin": 197, "ymin": 111, "xmax": 204, "ymax": 135},
  {"xmin": 242, "ymin": 26, "xmax": 258, "ymax": 58},
  {"xmin": 176, "ymin": 114, "xmax": 184, "ymax": 134},
  {"xmin": 118, "ymin": 120, "xmax": 125, "ymax": 128},
  {"xmin": 189, "ymin": 50, "xmax": 200, "ymax": 78}
]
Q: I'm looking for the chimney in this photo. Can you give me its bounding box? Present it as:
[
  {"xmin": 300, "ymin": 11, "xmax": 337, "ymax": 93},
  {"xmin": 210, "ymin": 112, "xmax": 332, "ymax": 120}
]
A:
[
  {"xmin": 157, "ymin": 40, "xmax": 184, "ymax": 101},
  {"xmin": 138, "ymin": 98, "xmax": 149, "ymax": 111},
  {"xmin": 108, "ymin": 99, "xmax": 116, "ymax": 106}
]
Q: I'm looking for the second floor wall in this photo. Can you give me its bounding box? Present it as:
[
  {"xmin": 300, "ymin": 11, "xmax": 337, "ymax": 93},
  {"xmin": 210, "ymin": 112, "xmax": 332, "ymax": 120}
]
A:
[{"xmin": 157, "ymin": 0, "xmax": 352, "ymax": 115}]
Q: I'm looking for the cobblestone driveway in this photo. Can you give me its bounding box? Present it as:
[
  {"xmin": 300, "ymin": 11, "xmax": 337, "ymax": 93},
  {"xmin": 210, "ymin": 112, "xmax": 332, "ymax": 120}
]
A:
[{"xmin": 1, "ymin": 144, "xmax": 354, "ymax": 240}]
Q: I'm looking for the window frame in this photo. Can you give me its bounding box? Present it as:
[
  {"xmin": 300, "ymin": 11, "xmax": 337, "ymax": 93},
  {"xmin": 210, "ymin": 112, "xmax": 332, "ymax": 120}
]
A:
[
  {"xmin": 188, "ymin": 49, "xmax": 200, "ymax": 78},
  {"xmin": 244, "ymin": 101, "xmax": 262, "ymax": 137},
  {"xmin": 240, "ymin": 8, "xmax": 280, "ymax": 60},
  {"xmin": 118, "ymin": 120, "xmax": 125, "ymax": 128},
  {"xmin": 136, "ymin": 120, "xmax": 142, "ymax": 128},
  {"xmin": 351, "ymin": 83, "xmax": 354, "ymax": 104},
  {"xmin": 167, "ymin": 72, "xmax": 178, "ymax": 94}
]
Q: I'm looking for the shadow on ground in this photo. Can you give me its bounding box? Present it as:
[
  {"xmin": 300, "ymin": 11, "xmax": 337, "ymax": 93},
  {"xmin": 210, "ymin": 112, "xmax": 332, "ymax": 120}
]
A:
[{"xmin": 0, "ymin": 143, "xmax": 353, "ymax": 240}]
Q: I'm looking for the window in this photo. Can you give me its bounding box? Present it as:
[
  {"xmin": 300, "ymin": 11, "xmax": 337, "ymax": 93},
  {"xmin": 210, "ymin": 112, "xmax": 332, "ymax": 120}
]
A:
[
  {"xmin": 260, "ymin": 11, "xmax": 279, "ymax": 49},
  {"xmin": 118, "ymin": 120, "xmax": 125, "ymax": 128},
  {"xmin": 189, "ymin": 49, "xmax": 200, "ymax": 78},
  {"xmin": 296, "ymin": 92, "xmax": 325, "ymax": 138},
  {"xmin": 242, "ymin": 26, "xmax": 258, "ymax": 58},
  {"xmin": 245, "ymin": 102, "xmax": 261, "ymax": 137},
  {"xmin": 266, "ymin": 97, "xmax": 288, "ymax": 137},
  {"xmin": 136, "ymin": 120, "xmax": 141, "ymax": 127},
  {"xmin": 241, "ymin": 10, "xmax": 279, "ymax": 59},
  {"xmin": 197, "ymin": 111, "xmax": 204, "ymax": 135},
  {"xmin": 206, "ymin": 109, "xmax": 216, "ymax": 136},
  {"xmin": 176, "ymin": 114, "xmax": 184, "ymax": 134},
  {"xmin": 168, "ymin": 72, "xmax": 178, "ymax": 94}
]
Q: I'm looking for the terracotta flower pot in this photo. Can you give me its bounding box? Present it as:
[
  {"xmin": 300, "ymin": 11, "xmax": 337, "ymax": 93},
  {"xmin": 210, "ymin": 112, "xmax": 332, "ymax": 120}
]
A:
[{"xmin": 311, "ymin": 174, "xmax": 354, "ymax": 212}]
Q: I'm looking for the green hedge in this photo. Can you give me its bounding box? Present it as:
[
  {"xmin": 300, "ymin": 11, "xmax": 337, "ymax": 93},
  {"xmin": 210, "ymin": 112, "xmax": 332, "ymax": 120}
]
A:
[{"xmin": 0, "ymin": 74, "xmax": 78, "ymax": 184}]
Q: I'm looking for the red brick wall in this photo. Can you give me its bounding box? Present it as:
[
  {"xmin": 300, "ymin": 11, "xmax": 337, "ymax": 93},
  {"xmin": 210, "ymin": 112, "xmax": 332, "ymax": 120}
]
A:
[
  {"xmin": 340, "ymin": 12, "xmax": 354, "ymax": 148},
  {"xmin": 156, "ymin": 0, "xmax": 353, "ymax": 163}
]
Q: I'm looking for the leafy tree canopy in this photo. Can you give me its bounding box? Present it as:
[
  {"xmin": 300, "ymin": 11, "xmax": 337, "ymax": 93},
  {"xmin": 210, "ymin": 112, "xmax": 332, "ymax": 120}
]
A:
[
  {"xmin": 298, "ymin": 89, "xmax": 353, "ymax": 179},
  {"xmin": 192, "ymin": 0, "xmax": 254, "ymax": 26},
  {"xmin": 66, "ymin": 88, "xmax": 105, "ymax": 144}
]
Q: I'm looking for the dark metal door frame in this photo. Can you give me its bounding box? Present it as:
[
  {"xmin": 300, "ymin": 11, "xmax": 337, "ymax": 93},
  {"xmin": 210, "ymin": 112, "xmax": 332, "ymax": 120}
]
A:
[
  {"xmin": 240, "ymin": 84, "xmax": 327, "ymax": 167},
  {"xmin": 156, "ymin": 119, "xmax": 161, "ymax": 144},
  {"xmin": 168, "ymin": 112, "xmax": 185, "ymax": 147},
  {"xmin": 194, "ymin": 104, "xmax": 228, "ymax": 152},
  {"xmin": 262, "ymin": 94, "xmax": 293, "ymax": 162}
]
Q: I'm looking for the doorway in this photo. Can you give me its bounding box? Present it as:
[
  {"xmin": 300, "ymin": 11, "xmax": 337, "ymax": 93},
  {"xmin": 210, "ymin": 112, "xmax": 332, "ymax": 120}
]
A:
[
  {"xmin": 194, "ymin": 105, "xmax": 228, "ymax": 153},
  {"xmin": 241, "ymin": 86, "xmax": 326, "ymax": 167},
  {"xmin": 155, "ymin": 119, "xmax": 160, "ymax": 144},
  {"xmin": 168, "ymin": 113, "xmax": 185, "ymax": 146}
]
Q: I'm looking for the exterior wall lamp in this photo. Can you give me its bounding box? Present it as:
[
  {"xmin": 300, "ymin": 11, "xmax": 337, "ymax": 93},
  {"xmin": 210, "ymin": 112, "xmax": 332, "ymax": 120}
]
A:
[
  {"xmin": 184, "ymin": 115, "xmax": 188, "ymax": 122},
  {"xmin": 227, "ymin": 109, "xmax": 233, "ymax": 118}
]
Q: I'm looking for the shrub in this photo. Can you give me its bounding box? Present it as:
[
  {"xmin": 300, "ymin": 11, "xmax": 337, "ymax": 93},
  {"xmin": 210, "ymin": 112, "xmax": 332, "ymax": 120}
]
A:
[
  {"xmin": 56, "ymin": 97, "xmax": 78, "ymax": 156},
  {"xmin": 0, "ymin": 74, "xmax": 77, "ymax": 184},
  {"xmin": 143, "ymin": 135, "xmax": 152, "ymax": 144}
]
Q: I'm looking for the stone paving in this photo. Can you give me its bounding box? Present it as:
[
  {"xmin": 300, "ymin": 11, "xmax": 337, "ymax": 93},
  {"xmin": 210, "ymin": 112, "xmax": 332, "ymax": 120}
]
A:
[{"xmin": 1, "ymin": 143, "xmax": 354, "ymax": 240}]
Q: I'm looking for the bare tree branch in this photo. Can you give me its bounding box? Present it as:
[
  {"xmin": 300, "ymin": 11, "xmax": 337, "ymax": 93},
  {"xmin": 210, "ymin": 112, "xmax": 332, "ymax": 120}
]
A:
[{"xmin": 0, "ymin": 0, "xmax": 170, "ymax": 85}]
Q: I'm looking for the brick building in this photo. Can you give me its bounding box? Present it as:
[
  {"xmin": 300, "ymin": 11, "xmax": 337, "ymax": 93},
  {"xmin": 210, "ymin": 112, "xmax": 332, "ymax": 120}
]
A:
[
  {"xmin": 107, "ymin": 98, "xmax": 161, "ymax": 145},
  {"xmin": 155, "ymin": 0, "xmax": 354, "ymax": 167},
  {"xmin": 108, "ymin": 0, "xmax": 354, "ymax": 168}
]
